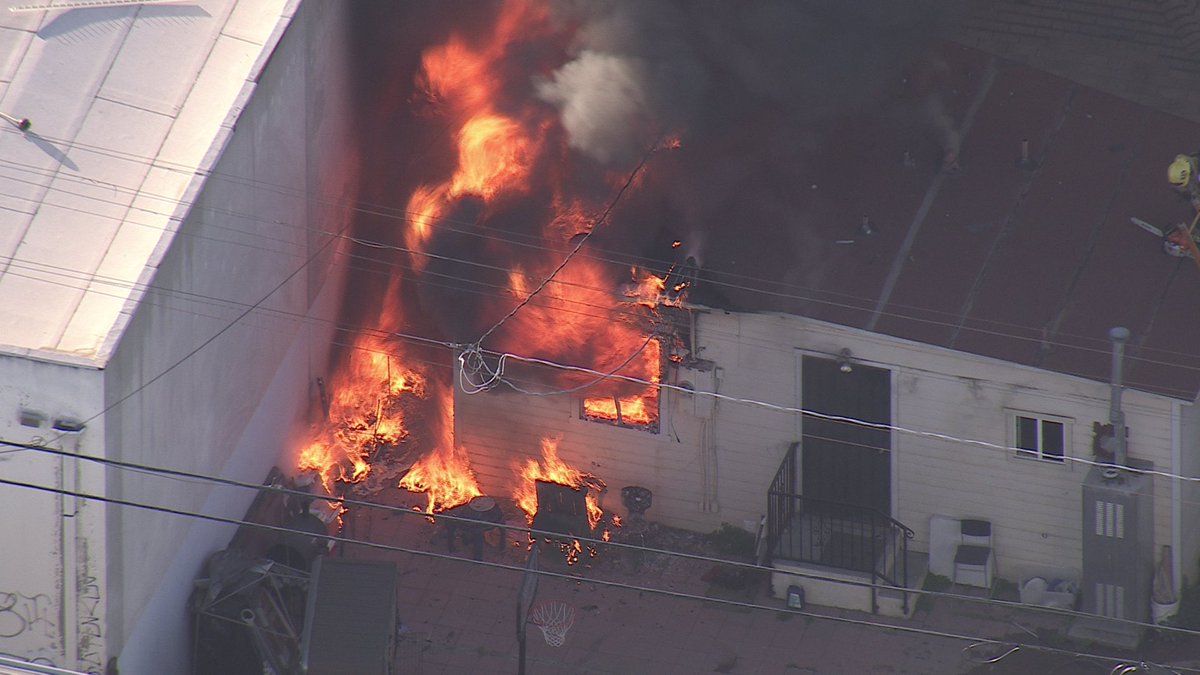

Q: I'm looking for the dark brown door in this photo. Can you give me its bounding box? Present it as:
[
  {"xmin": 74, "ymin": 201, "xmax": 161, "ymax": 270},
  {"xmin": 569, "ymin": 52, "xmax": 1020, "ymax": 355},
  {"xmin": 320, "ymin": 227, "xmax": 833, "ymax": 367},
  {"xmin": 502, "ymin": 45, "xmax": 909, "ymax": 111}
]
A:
[{"xmin": 801, "ymin": 355, "xmax": 891, "ymax": 515}]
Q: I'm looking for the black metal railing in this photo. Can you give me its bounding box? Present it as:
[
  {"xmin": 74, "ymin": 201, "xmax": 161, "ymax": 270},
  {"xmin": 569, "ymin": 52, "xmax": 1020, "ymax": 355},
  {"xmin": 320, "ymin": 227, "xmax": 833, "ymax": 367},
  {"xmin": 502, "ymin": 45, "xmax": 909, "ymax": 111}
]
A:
[{"xmin": 766, "ymin": 443, "xmax": 915, "ymax": 614}]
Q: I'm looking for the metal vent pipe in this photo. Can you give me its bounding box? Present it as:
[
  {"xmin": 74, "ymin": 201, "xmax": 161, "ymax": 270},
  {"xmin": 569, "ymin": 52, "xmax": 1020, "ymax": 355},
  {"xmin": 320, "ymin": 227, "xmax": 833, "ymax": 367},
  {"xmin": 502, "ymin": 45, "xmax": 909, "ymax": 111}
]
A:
[{"xmin": 1109, "ymin": 326, "xmax": 1130, "ymax": 468}]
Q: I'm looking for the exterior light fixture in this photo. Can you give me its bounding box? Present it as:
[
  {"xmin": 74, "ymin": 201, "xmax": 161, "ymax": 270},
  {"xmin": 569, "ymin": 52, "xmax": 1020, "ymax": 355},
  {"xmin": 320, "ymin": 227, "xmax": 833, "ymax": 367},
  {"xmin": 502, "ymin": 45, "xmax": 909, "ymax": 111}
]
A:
[
  {"xmin": 51, "ymin": 417, "xmax": 85, "ymax": 433},
  {"xmin": 19, "ymin": 409, "xmax": 46, "ymax": 428},
  {"xmin": 837, "ymin": 348, "xmax": 853, "ymax": 374}
]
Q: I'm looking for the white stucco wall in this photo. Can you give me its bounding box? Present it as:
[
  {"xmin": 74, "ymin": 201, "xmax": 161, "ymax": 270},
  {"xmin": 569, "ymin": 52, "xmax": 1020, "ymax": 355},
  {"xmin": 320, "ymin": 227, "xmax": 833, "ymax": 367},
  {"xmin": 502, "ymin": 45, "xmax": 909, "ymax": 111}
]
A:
[
  {"xmin": 101, "ymin": 3, "xmax": 356, "ymax": 673},
  {"xmin": 0, "ymin": 355, "xmax": 103, "ymax": 671},
  {"xmin": 456, "ymin": 307, "xmax": 1183, "ymax": 588}
]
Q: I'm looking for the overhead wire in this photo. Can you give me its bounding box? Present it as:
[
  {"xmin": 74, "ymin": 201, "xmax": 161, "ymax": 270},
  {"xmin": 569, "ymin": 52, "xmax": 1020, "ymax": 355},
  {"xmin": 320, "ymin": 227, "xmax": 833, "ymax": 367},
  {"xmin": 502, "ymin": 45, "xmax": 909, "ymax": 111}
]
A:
[
  {"xmin": 4, "ymin": 101, "xmax": 1199, "ymax": 382},
  {"xmin": 13, "ymin": 264, "xmax": 1193, "ymax": 495},
  {"xmin": 8, "ymin": 229, "xmax": 1199, "ymax": 490},
  {"xmin": 0, "ymin": 435, "xmax": 1193, "ymax": 649},
  {"xmin": 0, "ymin": 468, "xmax": 1194, "ymax": 673},
  {"xmin": 4, "ymin": 148, "xmax": 1200, "ymax": 398},
  {"xmin": 5, "ymin": 26, "xmax": 1194, "ymax": 671},
  {"xmin": 8, "ymin": 139, "xmax": 1200, "ymax": 627},
  {"xmin": 9, "ymin": 89, "xmax": 1200, "ymax": 629}
]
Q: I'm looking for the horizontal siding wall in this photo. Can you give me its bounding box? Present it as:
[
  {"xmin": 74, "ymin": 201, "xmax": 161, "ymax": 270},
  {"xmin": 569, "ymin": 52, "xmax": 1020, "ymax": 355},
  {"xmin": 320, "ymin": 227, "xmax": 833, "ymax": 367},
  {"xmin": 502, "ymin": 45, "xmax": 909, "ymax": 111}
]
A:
[
  {"xmin": 454, "ymin": 382, "xmax": 725, "ymax": 532},
  {"xmin": 455, "ymin": 307, "xmax": 1183, "ymax": 582},
  {"xmin": 453, "ymin": 311, "xmax": 802, "ymax": 534}
]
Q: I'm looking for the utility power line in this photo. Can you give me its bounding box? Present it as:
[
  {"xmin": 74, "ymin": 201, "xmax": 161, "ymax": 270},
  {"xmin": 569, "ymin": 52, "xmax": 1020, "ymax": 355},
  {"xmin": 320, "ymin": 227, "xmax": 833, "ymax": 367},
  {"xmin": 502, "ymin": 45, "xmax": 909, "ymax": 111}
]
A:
[
  {"xmin": 14, "ymin": 422, "xmax": 1200, "ymax": 626},
  {"xmin": 1, "ymin": 467, "xmax": 1196, "ymax": 670},
  {"xmin": 5, "ymin": 149, "xmax": 1186, "ymax": 390}
]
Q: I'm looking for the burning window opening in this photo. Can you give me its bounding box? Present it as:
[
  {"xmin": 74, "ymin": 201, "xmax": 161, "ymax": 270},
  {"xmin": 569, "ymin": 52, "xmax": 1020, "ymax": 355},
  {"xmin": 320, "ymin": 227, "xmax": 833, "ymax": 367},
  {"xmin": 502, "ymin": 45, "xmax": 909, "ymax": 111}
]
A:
[{"xmin": 581, "ymin": 335, "xmax": 663, "ymax": 432}]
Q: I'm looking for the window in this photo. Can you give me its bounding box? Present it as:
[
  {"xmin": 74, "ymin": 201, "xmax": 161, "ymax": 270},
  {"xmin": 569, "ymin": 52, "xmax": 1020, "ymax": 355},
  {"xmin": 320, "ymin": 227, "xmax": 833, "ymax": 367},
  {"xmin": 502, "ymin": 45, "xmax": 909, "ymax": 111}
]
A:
[
  {"xmin": 580, "ymin": 339, "xmax": 663, "ymax": 433},
  {"xmin": 580, "ymin": 393, "xmax": 660, "ymax": 433},
  {"xmin": 1011, "ymin": 412, "xmax": 1068, "ymax": 462}
]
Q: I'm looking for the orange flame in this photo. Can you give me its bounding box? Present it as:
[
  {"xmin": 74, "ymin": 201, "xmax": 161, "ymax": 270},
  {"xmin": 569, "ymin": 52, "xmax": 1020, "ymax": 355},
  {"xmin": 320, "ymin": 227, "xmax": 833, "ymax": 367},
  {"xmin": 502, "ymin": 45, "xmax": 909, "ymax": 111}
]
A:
[
  {"xmin": 292, "ymin": 0, "xmax": 673, "ymax": 516},
  {"xmin": 403, "ymin": 1, "xmax": 553, "ymax": 268},
  {"xmin": 399, "ymin": 445, "xmax": 482, "ymax": 514},
  {"xmin": 294, "ymin": 340, "xmax": 431, "ymax": 494},
  {"xmin": 514, "ymin": 437, "xmax": 604, "ymax": 530},
  {"xmin": 625, "ymin": 267, "xmax": 668, "ymax": 308},
  {"xmin": 582, "ymin": 339, "xmax": 661, "ymax": 427},
  {"xmin": 398, "ymin": 388, "xmax": 481, "ymax": 513},
  {"xmin": 449, "ymin": 114, "xmax": 535, "ymax": 200}
]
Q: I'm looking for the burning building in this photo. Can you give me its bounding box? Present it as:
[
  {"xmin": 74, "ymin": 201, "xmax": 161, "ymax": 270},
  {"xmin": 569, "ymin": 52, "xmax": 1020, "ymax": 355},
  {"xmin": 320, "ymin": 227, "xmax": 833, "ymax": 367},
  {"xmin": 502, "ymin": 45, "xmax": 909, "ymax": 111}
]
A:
[
  {"xmin": 12, "ymin": 0, "xmax": 1200, "ymax": 671},
  {"xmin": 294, "ymin": 0, "xmax": 953, "ymax": 533},
  {"xmin": 317, "ymin": 1, "xmax": 1200, "ymax": 627}
]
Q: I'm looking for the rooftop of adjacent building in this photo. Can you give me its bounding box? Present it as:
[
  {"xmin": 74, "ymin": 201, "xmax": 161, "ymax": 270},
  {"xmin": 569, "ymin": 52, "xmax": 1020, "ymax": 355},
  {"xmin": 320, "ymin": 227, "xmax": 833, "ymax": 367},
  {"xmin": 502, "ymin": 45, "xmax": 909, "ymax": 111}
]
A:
[{"xmin": 0, "ymin": 0, "xmax": 291, "ymax": 367}]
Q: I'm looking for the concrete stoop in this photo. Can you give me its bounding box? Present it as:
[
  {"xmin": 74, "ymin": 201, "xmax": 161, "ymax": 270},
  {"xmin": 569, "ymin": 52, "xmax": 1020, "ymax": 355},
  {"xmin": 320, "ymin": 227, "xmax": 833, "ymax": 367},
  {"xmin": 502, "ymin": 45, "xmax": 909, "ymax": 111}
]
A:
[
  {"xmin": 878, "ymin": 550, "xmax": 929, "ymax": 619},
  {"xmin": 770, "ymin": 550, "xmax": 929, "ymax": 619}
]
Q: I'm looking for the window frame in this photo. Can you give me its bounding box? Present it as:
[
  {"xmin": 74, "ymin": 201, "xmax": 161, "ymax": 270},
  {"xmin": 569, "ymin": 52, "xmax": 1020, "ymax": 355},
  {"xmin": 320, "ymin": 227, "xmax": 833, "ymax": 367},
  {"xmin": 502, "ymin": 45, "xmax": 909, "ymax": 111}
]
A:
[
  {"xmin": 579, "ymin": 395, "xmax": 662, "ymax": 434},
  {"xmin": 1008, "ymin": 410, "xmax": 1071, "ymax": 464},
  {"xmin": 579, "ymin": 339, "xmax": 665, "ymax": 434}
]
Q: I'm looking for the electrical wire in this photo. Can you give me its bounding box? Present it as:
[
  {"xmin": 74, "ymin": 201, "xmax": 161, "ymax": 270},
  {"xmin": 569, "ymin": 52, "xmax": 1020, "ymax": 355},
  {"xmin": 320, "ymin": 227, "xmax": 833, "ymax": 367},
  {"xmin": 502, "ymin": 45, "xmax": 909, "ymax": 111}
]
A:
[
  {"xmin": 21, "ymin": 279, "xmax": 1195, "ymax": 500},
  {"xmin": 14, "ymin": 425, "xmax": 1200, "ymax": 634},
  {"xmin": 493, "ymin": 348, "xmax": 1200, "ymax": 485},
  {"xmin": 16, "ymin": 263, "xmax": 1199, "ymax": 496},
  {"xmin": 1, "ymin": 470, "xmax": 1196, "ymax": 673},
  {"xmin": 5, "ymin": 149, "xmax": 1200, "ymax": 399},
  {"xmin": 8, "ymin": 71, "xmax": 1200, "ymax": 639},
  {"xmin": 3, "ymin": 58, "xmax": 1199, "ymax": 388},
  {"xmin": 4, "ymin": 26, "xmax": 1196, "ymax": 671},
  {"xmin": 469, "ymin": 144, "xmax": 657, "ymax": 351}
]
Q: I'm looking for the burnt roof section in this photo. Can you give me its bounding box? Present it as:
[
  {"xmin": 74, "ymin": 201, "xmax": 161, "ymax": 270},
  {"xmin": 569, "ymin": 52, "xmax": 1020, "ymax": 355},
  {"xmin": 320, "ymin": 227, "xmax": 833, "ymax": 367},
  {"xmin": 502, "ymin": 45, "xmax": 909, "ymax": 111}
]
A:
[{"xmin": 692, "ymin": 41, "xmax": 1200, "ymax": 401}]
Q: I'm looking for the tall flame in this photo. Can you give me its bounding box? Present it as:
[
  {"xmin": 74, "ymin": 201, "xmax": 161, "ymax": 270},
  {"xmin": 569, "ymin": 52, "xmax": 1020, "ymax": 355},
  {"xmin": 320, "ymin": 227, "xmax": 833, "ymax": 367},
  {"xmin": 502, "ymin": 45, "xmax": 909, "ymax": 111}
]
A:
[{"xmin": 292, "ymin": 1, "xmax": 681, "ymax": 520}]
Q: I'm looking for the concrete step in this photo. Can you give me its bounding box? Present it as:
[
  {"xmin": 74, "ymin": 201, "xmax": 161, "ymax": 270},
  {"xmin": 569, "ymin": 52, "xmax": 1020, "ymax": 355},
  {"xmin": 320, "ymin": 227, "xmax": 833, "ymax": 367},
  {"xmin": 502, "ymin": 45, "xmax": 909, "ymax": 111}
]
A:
[{"xmin": 877, "ymin": 550, "xmax": 929, "ymax": 619}]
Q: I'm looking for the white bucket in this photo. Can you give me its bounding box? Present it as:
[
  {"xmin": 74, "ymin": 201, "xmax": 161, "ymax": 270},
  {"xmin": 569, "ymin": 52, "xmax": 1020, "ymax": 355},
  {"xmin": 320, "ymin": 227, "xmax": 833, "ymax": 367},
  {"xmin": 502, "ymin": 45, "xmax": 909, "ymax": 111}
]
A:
[{"xmin": 1151, "ymin": 599, "xmax": 1180, "ymax": 625}]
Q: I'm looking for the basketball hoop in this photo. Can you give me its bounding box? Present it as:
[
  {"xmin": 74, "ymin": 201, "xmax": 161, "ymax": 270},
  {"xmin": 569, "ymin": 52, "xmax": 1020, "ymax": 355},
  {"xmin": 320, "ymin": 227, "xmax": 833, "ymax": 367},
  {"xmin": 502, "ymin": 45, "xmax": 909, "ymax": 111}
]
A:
[{"xmin": 528, "ymin": 601, "xmax": 575, "ymax": 648}]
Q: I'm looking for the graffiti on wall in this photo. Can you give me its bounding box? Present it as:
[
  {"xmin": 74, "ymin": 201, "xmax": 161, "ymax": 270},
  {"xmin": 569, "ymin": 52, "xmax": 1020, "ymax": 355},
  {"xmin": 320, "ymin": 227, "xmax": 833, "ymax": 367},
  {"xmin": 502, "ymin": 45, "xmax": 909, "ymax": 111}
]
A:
[
  {"xmin": 78, "ymin": 537, "xmax": 104, "ymax": 674},
  {"xmin": 0, "ymin": 591, "xmax": 54, "ymax": 640}
]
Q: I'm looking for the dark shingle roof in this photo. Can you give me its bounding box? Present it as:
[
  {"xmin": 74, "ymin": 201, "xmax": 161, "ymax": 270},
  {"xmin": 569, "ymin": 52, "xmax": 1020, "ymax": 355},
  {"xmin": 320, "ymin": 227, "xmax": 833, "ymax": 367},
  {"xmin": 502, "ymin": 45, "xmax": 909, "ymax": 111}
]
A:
[
  {"xmin": 688, "ymin": 41, "xmax": 1200, "ymax": 401},
  {"xmin": 956, "ymin": 0, "xmax": 1200, "ymax": 121}
]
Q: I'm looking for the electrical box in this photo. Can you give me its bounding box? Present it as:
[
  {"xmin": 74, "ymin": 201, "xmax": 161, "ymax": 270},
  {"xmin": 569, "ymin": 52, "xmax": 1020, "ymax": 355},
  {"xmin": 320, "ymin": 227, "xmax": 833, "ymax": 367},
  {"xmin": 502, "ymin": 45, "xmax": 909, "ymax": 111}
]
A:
[
  {"xmin": 676, "ymin": 362, "xmax": 716, "ymax": 418},
  {"xmin": 1081, "ymin": 463, "xmax": 1154, "ymax": 622}
]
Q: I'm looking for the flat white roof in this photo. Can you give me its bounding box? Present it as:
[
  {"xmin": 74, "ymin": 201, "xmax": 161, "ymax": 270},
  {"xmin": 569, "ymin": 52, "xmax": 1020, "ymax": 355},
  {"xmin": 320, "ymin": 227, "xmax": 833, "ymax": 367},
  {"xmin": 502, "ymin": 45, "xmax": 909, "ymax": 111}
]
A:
[{"xmin": 0, "ymin": 0, "xmax": 292, "ymax": 366}]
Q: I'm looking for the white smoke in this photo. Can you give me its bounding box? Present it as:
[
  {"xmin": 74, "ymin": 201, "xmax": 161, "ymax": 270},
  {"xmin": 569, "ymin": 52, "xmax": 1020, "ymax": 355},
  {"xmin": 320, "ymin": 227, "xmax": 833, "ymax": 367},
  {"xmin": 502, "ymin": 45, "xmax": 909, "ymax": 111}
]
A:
[
  {"xmin": 535, "ymin": 50, "xmax": 655, "ymax": 166},
  {"xmin": 539, "ymin": 0, "xmax": 953, "ymax": 171}
]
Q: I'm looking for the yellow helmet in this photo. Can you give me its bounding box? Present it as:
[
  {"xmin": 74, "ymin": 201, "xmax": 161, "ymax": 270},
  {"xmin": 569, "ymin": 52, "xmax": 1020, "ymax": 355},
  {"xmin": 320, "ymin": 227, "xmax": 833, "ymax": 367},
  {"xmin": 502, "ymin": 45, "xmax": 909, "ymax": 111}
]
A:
[{"xmin": 1169, "ymin": 154, "xmax": 1193, "ymax": 187}]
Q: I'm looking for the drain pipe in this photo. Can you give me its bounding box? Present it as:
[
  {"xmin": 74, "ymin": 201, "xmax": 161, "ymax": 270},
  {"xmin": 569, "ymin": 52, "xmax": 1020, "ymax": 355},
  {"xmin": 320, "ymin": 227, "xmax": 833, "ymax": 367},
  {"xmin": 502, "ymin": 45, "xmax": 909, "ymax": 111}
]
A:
[{"xmin": 1108, "ymin": 327, "xmax": 1130, "ymax": 469}]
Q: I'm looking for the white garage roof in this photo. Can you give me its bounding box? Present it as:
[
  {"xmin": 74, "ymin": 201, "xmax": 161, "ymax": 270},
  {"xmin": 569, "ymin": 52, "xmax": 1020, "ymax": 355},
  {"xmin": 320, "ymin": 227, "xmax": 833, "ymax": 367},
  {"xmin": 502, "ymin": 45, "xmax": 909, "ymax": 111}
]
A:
[{"xmin": 0, "ymin": 0, "xmax": 291, "ymax": 366}]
